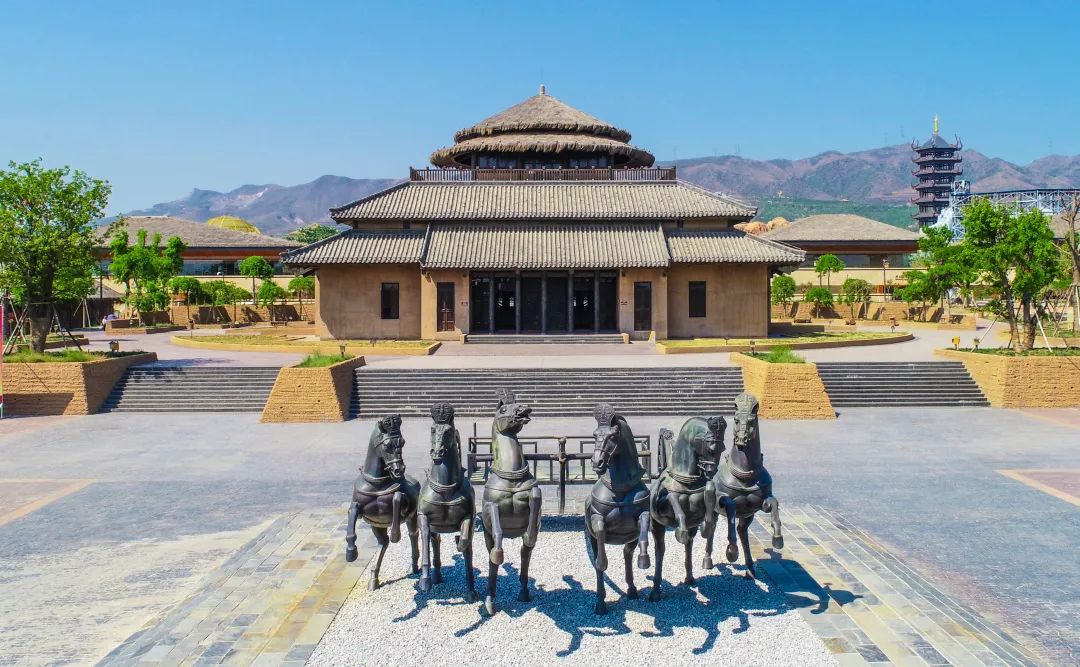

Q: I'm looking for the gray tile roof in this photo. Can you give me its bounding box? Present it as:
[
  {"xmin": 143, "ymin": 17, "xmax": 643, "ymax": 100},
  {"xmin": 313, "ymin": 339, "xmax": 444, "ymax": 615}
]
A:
[
  {"xmin": 281, "ymin": 230, "xmax": 426, "ymax": 265},
  {"xmin": 424, "ymin": 223, "xmax": 670, "ymax": 269},
  {"xmin": 667, "ymin": 230, "xmax": 805, "ymax": 264},
  {"xmin": 330, "ymin": 180, "xmax": 755, "ymax": 222},
  {"xmin": 100, "ymin": 216, "xmax": 299, "ymax": 249},
  {"xmin": 762, "ymin": 214, "xmax": 922, "ymax": 243}
]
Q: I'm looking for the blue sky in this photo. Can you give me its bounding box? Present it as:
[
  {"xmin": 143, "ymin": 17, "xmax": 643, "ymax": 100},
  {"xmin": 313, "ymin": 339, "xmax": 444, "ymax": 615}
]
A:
[{"xmin": 2, "ymin": 1, "xmax": 1077, "ymax": 213}]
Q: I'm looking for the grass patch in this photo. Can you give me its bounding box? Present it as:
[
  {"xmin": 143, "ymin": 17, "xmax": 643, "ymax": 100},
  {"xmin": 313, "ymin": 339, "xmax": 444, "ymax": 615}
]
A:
[
  {"xmin": 295, "ymin": 352, "xmax": 354, "ymax": 368},
  {"xmin": 661, "ymin": 331, "xmax": 902, "ymax": 348},
  {"xmin": 195, "ymin": 335, "xmax": 433, "ymax": 348},
  {"xmin": 1, "ymin": 350, "xmax": 140, "ymax": 363},
  {"xmin": 958, "ymin": 347, "xmax": 1080, "ymax": 357},
  {"xmin": 750, "ymin": 345, "xmax": 805, "ymax": 363}
]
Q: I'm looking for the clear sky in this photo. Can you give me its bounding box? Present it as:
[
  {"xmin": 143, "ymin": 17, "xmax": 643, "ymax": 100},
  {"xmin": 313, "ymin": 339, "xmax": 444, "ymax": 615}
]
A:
[{"xmin": 2, "ymin": 0, "xmax": 1077, "ymax": 213}]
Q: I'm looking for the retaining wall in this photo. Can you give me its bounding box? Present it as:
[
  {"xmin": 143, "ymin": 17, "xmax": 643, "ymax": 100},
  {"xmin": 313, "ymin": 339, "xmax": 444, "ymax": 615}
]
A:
[
  {"xmin": 2, "ymin": 352, "xmax": 158, "ymax": 416},
  {"xmin": 261, "ymin": 356, "xmax": 367, "ymax": 422},
  {"xmin": 730, "ymin": 352, "xmax": 835, "ymax": 419},
  {"xmin": 937, "ymin": 349, "xmax": 1080, "ymax": 407}
]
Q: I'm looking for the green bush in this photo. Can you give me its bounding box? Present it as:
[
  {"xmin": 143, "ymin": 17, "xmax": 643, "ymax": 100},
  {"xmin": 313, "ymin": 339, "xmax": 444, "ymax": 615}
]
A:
[
  {"xmin": 840, "ymin": 278, "xmax": 872, "ymax": 320},
  {"xmin": 770, "ymin": 274, "xmax": 797, "ymax": 306},
  {"xmin": 804, "ymin": 286, "xmax": 834, "ymax": 316},
  {"xmin": 753, "ymin": 345, "xmax": 805, "ymax": 364},
  {"xmin": 296, "ymin": 352, "xmax": 353, "ymax": 368}
]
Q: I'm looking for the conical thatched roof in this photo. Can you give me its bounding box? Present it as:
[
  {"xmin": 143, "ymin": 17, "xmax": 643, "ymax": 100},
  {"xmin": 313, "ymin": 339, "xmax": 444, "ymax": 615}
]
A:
[
  {"xmin": 430, "ymin": 86, "xmax": 654, "ymax": 168},
  {"xmin": 766, "ymin": 216, "xmax": 790, "ymax": 231},
  {"xmin": 206, "ymin": 215, "xmax": 260, "ymax": 235},
  {"xmin": 741, "ymin": 221, "xmax": 769, "ymax": 235}
]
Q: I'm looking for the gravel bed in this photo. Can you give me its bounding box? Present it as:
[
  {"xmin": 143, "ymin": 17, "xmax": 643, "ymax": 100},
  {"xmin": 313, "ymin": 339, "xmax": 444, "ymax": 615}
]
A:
[{"xmin": 309, "ymin": 516, "xmax": 836, "ymax": 666}]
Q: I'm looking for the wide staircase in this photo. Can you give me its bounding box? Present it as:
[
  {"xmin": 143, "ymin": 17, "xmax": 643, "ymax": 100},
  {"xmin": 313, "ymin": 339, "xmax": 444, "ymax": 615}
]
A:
[
  {"xmin": 351, "ymin": 367, "xmax": 743, "ymax": 418},
  {"xmin": 464, "ymin": 333, "xmax": 626, "ymax": 344},
  {"xmin": 815, "ymin": 361, "xmax": 989, "ymax": 408},
  {"xmin": 101, "ymin": 366, "xmax": 280, "ymax": 413}
]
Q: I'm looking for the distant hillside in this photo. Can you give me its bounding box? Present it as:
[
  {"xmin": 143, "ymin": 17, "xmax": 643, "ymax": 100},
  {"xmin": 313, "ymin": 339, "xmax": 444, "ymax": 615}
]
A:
[
  {"xmin": 126, "ymin": 145, "xmax": 1080, "ymax": 236},
  {"xmin": 127, "ymin": 175, "xmax": 401, "ymax": 236}
]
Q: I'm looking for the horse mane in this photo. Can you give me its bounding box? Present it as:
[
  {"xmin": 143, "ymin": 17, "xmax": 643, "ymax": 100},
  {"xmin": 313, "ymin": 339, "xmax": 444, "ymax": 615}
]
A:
[{"xmin": 614, "ymin": 416, "xmax": 647, "ymax": 479}]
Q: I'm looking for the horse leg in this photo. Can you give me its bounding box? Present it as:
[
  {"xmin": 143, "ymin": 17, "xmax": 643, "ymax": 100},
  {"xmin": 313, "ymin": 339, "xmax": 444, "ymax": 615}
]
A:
[
  {"xmin": 589, "ymin": 513, "xmax": 608, "ymax": 572},
  {"xmin": 519, "ymin": 543, "xmax": 534, "ymax": 603},
  {"xmin": 486, "ymin": 501, "xmax": 504, "ymax": 565},
  {"xmin": 345, "ymin": 501, "xmax": 360, "ymax": 562},
  {"xmin": 722, "ymin": 496, "xmax": 739, "ymax": 563},
  {"xmin": 418, "ymin": 514, "xmax": 432, "ymax": 592},
  {"xmin": 738, "ymin": 515, "xmax": 756, "ymax": 579},
  {"xmin": 368, "ymin": 526, "xmax": 390, "ymax": 591},
  {"xmin": 523, "ymin": 485, "xmax": 542, "ymax": 548},
  {"xmin": 702, "ymin": 480, "xmax": 717, "ymax": 570},
  {"xmin": 589, "ymin": 534, "xmax": 607, "ymax": 615},
  {"xmin": 464, "ymin": 533, "xmax": 477, "ymax": 603},
  {"xmin": 458, "ymin": 513, "xmax": 472, "ymax": 553},
  {"xmin": 483, "ymin": 524, "xmax": 498, "ymax": 615},
  {"xmin": 623, "ymin": 542, "xmax": 638, "ymax": 599},
  {"xmin": 648, "ymin": 521, "xmax": 666, "ymax": 602},
  {"xmin": 389, "ymin": 492, "xmax": 403, "ymax": 544},
  {"xmin": 431, "ymin": 533, "xmax": 444, "ymax": 584},
  {"xmin": 407, "ymin": 512, "xmax": 420, "ymax": 574},
  {"xmin": 682, "ymin": 531, "xmax": 696, "ymax": 586},
  {"xmin": 668, "ymin": 493, "xmax": 691, "ymax": 545},
  {"xmin": 763, "ymin": 496, "xmax": 784, "ymax": 549},
  {"xmin": 636, "ymin": 511, "xmax": 651, "ymax": 570}
]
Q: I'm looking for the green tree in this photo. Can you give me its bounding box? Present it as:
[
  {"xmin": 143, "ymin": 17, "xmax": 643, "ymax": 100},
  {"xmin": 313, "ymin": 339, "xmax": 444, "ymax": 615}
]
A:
[
  {"xmin": 813, "ymin": 254, "xmax": 846, "ymax": 287},
  {"xmin": 770, "ymin": 274, "xmax": 796, "ymax": 307},
  {"xmin": 839, "ymin": 278, "xmax": 872, "ymax": 320},
  {"xmin": 895, "ymin": 270, "xmax": 934, "ymax": 320},
  {"xmin": 285, "ymin": 224, "xmax": 339, "ymax": 244},
  {"xmin": 804, "ymin": 286, "xmax": 833, "ymax": 318},
  {"xmin": 0, "ymin": 160, "xmax": 109, "ymax": 352},
  {"xmin": 109, "ymin": 226, "xmax": 186, "ymax": 315},
  {"xmin": 288, "ymin": 275, "xmax": 316, "ymax": 319},
  {"xmin": 168, "ymin": 276, "xmax": 203, "ymax": 323},
  {"xmin": 961, "ymin": 199, "xmax": 1063, "ymax": 351},
  {"xmin": 238, "ymin": 256, "xmax": 274, "ymax": 301},
  {"xmin": 1058, "ymin": 195, "xmax": 1080, "ymax": 333}
]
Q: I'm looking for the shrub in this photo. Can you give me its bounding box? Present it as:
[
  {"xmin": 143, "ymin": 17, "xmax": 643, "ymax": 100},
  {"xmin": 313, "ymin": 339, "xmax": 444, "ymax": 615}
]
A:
[
  {"xmin": 296, "ymin": 351, "xmax": 353, "ymax": 368},
  {"xmin": 755, "ymin": 345, "xmax": 805, "ymax": 364}
]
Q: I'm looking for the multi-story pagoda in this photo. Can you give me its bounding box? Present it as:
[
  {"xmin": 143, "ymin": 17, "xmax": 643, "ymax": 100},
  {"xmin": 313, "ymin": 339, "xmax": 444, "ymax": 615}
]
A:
[
  {"xmin": 284, "ymin": 87, "xmax": 804, "ymax": 341},
  {"xmin": 911, "ymin": 116, "xmax": 963, "ymax": 226}
]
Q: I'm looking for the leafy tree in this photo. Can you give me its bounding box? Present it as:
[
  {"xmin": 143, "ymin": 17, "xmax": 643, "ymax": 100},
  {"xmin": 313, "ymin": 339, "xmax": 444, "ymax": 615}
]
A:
[
  {"xmin": 961, "ymin": 199, "xmax": 1063, "ymax": 351},
  {"xmin": 895, "ymin": 270, "xmax": 935, "ymax": 320},
  {"xmin": 1058, "ymin": 195, "xmax": 1080, "ymax": 333},
  {"xmin": 813, "ymin": 254, "xmax": 845, "ymax": 287},
  {"xmin": 238, "ymin": 256, "xmax": 274, "ymax": 300},
  {"xmin": 168, "ymin": 276, "xmax": 203, "ymax": 323},
  {"xmin": 201, "ymin": 281, "xmax": 251, "ymax": 323},
  {"xmin": 804, "ymin": 286, "xmax": 833, "ymax": 317},
  {"xmin": 770, "ymin": 274, "xmax": 796, "ymax": 307},
  {"xmin": 0, "ymin": 160, "xmax": 109, "ymax": 352},
  {"xmin": 109, "ymin": 226, "xmax": 186, "ymax": 315},
  {"xmin": 257, "ymin": 281, "xmax": 288, "ymax": 308},
  {"xmin": 288, "ymin": 275, "xmax": 316, "ymax": 319},
  {"xmin": 839, "ymin": 278, "xmax": 872, "ymax": 320},
  {"xmin": 913, "ymin": 224, "xmax": 977, "ymax": 317},
  {"xmin": 286, "ymin": 224, "xmax": 339, "ymax": 244}
]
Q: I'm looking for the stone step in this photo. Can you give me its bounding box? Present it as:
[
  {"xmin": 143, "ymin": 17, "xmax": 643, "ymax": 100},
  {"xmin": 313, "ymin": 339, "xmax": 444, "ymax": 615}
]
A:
[
  {"xmin": 103, "ymin": 365, "xmax": 279, "ymax": 413},
  {"xmin": 465, "ymin": 334, "xmax": 626, "ymax": 344}
]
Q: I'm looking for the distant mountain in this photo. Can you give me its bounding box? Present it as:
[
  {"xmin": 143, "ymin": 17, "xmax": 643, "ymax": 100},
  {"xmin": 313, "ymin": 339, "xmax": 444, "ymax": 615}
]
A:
[
  {"xmin": 126, "ymin": 146, "xmax": 1080, "ymax": 236},
  {"xmin": 126, "ymin": 175, "xmax": 401, "ymax": 236}
]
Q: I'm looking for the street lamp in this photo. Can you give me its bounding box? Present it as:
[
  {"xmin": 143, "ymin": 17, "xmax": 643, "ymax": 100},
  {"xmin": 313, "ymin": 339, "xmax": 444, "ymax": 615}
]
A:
[{"xmin": 882, "ymin": 257, "xmax": 891, "ymax": 302}]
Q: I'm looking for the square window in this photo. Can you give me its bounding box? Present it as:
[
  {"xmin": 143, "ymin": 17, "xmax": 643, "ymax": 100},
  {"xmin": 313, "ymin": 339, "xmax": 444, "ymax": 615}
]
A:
[
  {"xmin": 381, "ymin": 283, "xmax": 399, "ymax": 320},
  {"xmin": 689, "ymin": 281, "xmax": 706, "ymax": 318}
]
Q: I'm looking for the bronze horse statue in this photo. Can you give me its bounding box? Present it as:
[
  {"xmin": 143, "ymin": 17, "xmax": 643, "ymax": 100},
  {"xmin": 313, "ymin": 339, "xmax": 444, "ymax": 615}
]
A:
[
  {"xmin": 417, "ymin": 403, "xmax": 477, "ymax": 601},
  {"xmin": 481, "ymin": 389, "xmax": 542, "ymax": 614},
  {"xmin": 712, "ymin": 393, "xmax": 784, "ymax": 579},
  {"xmin": 346, "ymin": 414, "xmax": 421, "ymax": 589},
  {"xmin": 585, "ymin": 404, "xmax": 651, "ymax": 614},
  {"xmin": 648, "ymin": 415, "xmax": 725, "ymax": 599}
]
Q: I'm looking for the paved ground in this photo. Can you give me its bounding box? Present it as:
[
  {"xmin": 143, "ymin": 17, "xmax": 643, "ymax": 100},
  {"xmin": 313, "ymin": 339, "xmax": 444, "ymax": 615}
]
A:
[{"xmin": 0, "ymin": 405, "xmax": 1077, "ymax": 664}]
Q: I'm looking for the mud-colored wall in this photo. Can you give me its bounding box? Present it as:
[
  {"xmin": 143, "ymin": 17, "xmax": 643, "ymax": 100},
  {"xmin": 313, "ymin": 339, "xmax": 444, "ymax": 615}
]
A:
[
  {"xmin": 315, "ymin": 265, "xmax": 421, "ymax": 339},
  {"xmin": 667, "ymin": 264, "xmax": 769, "ymax": 338}
]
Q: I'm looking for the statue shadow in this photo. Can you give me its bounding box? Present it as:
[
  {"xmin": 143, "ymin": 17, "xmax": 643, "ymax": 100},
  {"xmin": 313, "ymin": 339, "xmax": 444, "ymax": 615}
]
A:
[{"xmin": 761, "ymin": 548, "xmax": 863, "ymax": 615}]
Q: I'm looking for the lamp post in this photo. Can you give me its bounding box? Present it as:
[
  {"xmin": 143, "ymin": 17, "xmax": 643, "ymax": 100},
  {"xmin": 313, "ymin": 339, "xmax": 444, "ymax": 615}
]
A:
[
  {"xmin": 882, "ymin": 257, "xmax": 890, "ymax": 302},
  {"xmin": 216, "ymin": 271, "xmax": 224, "ymax": 324}
]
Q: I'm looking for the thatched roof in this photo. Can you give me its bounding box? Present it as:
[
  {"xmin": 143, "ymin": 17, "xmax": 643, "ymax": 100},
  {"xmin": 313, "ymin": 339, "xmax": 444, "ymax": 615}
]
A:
[
  {"xmin": 430, "ymin": 87, "xmax": 654, "ymax": 168},
  {"xmin": 763, "ymin": 214, "xmax": 921, "ymax": 242}
]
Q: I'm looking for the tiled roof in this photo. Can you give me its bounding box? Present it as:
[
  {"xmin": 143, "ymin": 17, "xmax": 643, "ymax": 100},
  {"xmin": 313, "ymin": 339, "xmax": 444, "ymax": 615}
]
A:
[
  {"xmin": 423, "ymin": 223, "xmax": 669, "ymax": 269},
  {"xmin": 281, "ymin": 230, "xmax": 426, "ymax": 265},
  {"xmin": 666, "ymin": 231, "xmax": 805, "ymax": 264},
  {"xmin": 330, "ymin": 180, "xmax": 755, "ymax": 221},
  {"xmin": 762, "ymin": 214, "xmax": 922, "ymax": 243},
  {"xmin": 100, "ymin": 216, "xmax": 299, "ymax": 249}
]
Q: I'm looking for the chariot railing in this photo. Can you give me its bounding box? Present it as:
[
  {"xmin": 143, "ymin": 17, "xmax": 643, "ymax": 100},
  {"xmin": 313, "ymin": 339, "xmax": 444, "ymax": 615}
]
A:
[{"xmin": 467, "ymin": 425, "xmax": 654, "ymax": 513}]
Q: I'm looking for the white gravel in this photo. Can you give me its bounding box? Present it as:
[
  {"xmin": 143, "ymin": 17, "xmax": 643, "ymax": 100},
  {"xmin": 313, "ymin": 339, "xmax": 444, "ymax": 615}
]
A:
[{"xmin": 309, "ymin": 517, "xmax": 837, "ymax": 666}]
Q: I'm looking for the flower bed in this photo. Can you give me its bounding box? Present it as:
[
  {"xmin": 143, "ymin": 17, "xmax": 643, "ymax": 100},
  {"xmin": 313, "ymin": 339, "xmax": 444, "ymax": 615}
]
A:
[
  {"xmin": 1, "ymin": 351, "xmax": 157, "ymax": 415},
  {"xmin": 936, "ymin": 348, "xmax": 1080, "ymax": 407},
  {"xmin": 656, "ymin": 331, "xmax": 910, "ymax": 354},
  {"xmin": 170, "ymin": 335, "xmax": 440, "ymax": 356},
  {"xmin": 261, "ymin": 355, "xmax": 366, "ymax": 422}
]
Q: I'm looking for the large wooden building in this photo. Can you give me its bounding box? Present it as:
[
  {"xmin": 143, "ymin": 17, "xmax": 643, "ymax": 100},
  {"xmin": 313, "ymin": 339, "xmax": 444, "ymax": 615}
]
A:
[{"xmin": 284, "ymin": 88, "xmax": 804, "ymax": 340}]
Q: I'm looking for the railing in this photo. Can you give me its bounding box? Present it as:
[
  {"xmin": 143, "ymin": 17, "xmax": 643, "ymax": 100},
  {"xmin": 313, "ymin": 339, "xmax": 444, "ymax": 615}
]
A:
[
  {"xmin": 912, "ymin": 166, "xmax": 963, "ymax": 177},
  {"xmin": 912, "ymin": 153, "xmax": 963, "ymax": 164},
  {"xmin": 410, "ymin": 166, "xmax": 677, "ymax": 183},
  {"xmin": 467, "ymin": 429, "xmax": 654, "ymax": 513}
]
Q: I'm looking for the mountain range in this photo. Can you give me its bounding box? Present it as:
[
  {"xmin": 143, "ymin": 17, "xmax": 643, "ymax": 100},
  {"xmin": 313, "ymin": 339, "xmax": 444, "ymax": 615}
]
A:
[{"xmin": 127, "ymin": 145, "xmax": 1080, "ymax": 236}]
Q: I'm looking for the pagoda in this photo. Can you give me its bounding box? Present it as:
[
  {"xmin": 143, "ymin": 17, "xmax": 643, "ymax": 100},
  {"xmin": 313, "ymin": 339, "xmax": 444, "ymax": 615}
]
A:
[{"xmin": 911, "ymin": 116, "xmax": 963, "ymax": 226}]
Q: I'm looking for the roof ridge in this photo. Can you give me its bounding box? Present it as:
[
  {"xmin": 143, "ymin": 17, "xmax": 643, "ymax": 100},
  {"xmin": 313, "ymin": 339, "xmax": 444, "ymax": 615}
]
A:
[
  {"xmin": 328, "ymin": 179, "xmax": 410, "ymax": 217},
  {"xmin": 673, "ymin": 180, "xmax": 757, "ymax": 216}
]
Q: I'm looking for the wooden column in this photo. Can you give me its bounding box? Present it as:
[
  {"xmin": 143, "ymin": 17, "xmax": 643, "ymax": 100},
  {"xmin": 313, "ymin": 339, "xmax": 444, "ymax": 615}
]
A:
[
  {"xmin": 568, "ymin": 270, "xmax": 575, "ymax": 332},
  {"xmin": 514, "ymin": 273, "xmax": 521, "ymax": 334},
  {"xmin": 488, "ymin": 274, "xmax": 495, "ymax": 333},
  {"xmin": 541, "ymin": 272, "xmax": 547, "ymax": 334},
  {"xmin": 593, "ymin": 270, "xmax": 600, "ymax": 332}
]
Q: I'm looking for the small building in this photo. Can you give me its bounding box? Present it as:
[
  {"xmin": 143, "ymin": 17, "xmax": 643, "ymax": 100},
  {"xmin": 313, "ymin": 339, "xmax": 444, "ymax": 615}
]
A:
[
  {"xmin": 97, "ymin": 216, "xmax": 300, "ymax": 283},
  {"xmin": 761, "ymin": 214, "xmax": 921, "ymax": 290},
  {"xmin": 284, "ymin": 88, "xmax": 805, "ymax": 340}
]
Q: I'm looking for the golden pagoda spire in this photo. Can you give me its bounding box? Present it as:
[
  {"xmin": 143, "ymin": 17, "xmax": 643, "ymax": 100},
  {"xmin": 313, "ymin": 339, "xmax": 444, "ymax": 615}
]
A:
[{"xmin": 933, "ymin": 114, "xmax": 939, "ymax": 135}]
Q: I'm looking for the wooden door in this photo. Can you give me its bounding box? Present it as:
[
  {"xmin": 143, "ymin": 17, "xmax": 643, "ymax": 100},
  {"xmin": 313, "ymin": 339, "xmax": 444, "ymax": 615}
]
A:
[
  {"xmin": 436, "ymin": 282, "xmax": 455, "ymax": 332},
  {"xmin": 634, "ymin": 281, "xmax": 652, "ymax": 331}
]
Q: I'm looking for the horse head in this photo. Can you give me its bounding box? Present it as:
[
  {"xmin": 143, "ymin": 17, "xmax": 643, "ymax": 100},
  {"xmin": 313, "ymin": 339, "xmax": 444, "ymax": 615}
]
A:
[
  {"xmin": 493, "ymin": 388, "xmax": 532, "ymax": 435},
  {"xmin": 591, "ymin": 403, "xmax": 620, "ymax": 475},
  {"xmin": 371, "ymin": 413, "xmax": 406, "ymax": 478},
  {"xmin": 689, "ymin": 415, "xmax": 727, "ymax": 477},
  {"xmin": 732, "ymin": 393, "xmax": 760, "ymax": 452},
  {"xmin": 429, "ymin": 402, "xmax": 457, "ymax": 463}
]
